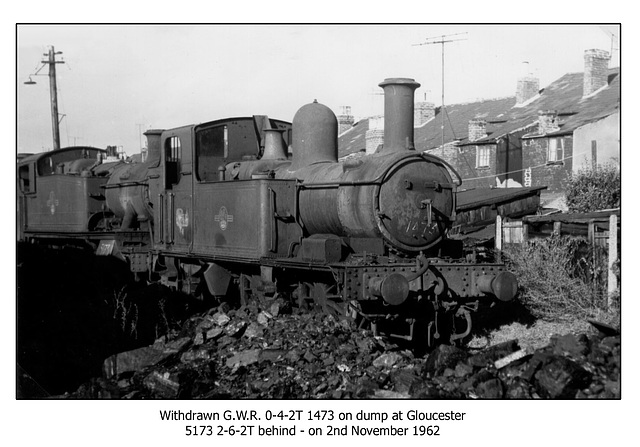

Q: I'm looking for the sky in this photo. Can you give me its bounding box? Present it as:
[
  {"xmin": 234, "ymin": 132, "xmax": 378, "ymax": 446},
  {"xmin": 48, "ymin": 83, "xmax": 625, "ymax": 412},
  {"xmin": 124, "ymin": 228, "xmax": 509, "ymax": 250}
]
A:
[{"xmin": 16, "ymin": 24, "xmax": 620, "ymax": 155}]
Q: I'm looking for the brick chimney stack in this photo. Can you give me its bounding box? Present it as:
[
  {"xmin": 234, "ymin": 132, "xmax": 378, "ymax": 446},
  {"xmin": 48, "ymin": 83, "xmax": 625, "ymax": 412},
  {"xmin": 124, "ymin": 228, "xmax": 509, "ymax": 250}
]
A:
[
  {"xmin": 468, "ymin": 119, "xmax": 487, "ymax": 142},
  {"xmin": 537, "ymin": 110, "xmax": 560, "ymax": 135},
  {"xmin": 337, "ymin": 105, "xmax": 354, "ymax": 134},
  {"xmin": 414, "ymin": 101, "xmax": 435, "ymax": 127},
  {"xmin": 516, "ymin": 61, "xmax": 539, "ymax": 105},
  {"xmin": 583, "ymin": 49, "xmax": 611, "ymax": 97},
  {"xmin": 365, "ymin": 116, "xmax": 384, "ymax": 154}
]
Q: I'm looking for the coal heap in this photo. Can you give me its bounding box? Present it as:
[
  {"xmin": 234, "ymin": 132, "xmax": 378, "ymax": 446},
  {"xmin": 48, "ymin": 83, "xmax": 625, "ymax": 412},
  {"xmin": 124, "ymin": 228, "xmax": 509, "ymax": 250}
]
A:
[{"xmin": 60, "ymin": 298, "xmax": 621, "ymax": 400}]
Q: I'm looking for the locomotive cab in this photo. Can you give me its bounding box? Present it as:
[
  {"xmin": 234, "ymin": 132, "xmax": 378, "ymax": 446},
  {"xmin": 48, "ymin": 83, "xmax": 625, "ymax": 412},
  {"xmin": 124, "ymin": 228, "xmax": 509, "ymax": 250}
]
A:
[
  {"xmin": 17, "ymin": 147, "xmax": 110, "ymax": 234},
  {"xmin": 195, "ymin": 116, "xmax": 292, "ymax": 182}
]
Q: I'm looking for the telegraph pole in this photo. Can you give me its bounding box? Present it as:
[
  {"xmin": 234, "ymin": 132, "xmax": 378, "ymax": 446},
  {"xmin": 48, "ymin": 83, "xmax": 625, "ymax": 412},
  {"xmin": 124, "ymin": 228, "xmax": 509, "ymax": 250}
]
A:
[
  {"xmin": 45, "ymin": 46, "xmax": 64, "ymax": 151},
  {"xmin": 413, "ymin": 33, "xmax": 467, "ymax": 157},
  {"xmin": 25, "ymin": 46, "xmax": 65, "ymax": 151}
]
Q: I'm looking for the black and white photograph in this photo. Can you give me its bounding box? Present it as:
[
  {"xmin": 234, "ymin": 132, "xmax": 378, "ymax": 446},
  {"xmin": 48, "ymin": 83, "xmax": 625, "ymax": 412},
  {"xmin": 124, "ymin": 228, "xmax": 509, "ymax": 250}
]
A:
[{"xmin": 10, "ymin": 19, "xmax": 633, "ymax": 446}]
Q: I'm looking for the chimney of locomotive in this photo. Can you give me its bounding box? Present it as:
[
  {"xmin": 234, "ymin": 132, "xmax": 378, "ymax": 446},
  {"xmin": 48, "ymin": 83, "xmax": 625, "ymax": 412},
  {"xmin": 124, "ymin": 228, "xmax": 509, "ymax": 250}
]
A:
[
  {"xmin": 144, "ymin": 129, "xmax": 163, "ymax": 166},
  {"xmin": 379, "ymin": 78, "xmax": 421, "ymax": 152}
]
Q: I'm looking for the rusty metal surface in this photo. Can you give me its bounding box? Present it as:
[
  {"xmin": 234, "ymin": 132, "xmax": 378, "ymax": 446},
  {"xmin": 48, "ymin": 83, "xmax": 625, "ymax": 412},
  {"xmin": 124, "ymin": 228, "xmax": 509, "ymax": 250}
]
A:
[
  {"xmin": 377, "ymin": 156, "xmax": 454, "ymax": 250},
  {"xmin": 279, "ymin": 151, "xmax": 455, "ymax": 253}
]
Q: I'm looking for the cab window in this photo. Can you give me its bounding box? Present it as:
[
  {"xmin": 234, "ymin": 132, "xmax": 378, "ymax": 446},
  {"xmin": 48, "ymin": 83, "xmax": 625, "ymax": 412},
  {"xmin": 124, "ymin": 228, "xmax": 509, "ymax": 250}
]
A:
[
  {"xmin": 19, "ymin": 163, "xmax": 35, "ymax": 193},
  {"xmin": 196, "ymin": 125, "xmax": 228, "ymax": 182},
  {"xmin": 165, "ymin": 136, "xmax": 182, "ymax": 188}
]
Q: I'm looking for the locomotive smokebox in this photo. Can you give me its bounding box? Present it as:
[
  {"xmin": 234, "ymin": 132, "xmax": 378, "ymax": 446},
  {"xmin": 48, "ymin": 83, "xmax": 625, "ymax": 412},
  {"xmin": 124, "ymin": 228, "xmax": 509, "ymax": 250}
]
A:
[
  {"xmin": 290, "ymin": 100, "xmax": 338, "ymax": 170},
  {"xmin": 379, "ymin": 78, "xmax": 421, "ymax": 152}
]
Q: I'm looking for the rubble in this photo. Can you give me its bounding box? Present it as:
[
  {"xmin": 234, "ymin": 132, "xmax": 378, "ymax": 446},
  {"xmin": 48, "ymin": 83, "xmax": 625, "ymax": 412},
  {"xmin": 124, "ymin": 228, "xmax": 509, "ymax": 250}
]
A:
[
  {"xmin": 102, "ymin": 337, "xmax": 190, "ymax": 379},
  {"xmin": 63, "ymin": 299, "xmax": 622, "ymax": 399}
]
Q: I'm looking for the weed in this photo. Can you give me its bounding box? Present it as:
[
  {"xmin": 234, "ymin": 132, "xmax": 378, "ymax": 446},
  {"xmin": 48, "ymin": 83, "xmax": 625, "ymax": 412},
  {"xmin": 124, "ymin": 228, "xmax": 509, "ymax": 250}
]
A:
[
  {"xmin": 112, "ymin": 286, "xmax": 139, "ymax": 338},
  {"xmin": 155, "ymin": 297, "xmax": 171, "ymax": 340},
  {"xmin": 565, "ymin": 161, "xmax": 620, "ymax": 213},
  {"xmin": 503, "ymin": 235, "xmax": 618, "ymax": 323}
]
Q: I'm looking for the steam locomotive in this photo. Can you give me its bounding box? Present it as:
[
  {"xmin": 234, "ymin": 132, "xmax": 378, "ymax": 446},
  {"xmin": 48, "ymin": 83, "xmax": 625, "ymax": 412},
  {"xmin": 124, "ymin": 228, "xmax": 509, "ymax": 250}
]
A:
[{"xmin": 17, "ymin": 77, "xmax": 517, "ymax": 348}]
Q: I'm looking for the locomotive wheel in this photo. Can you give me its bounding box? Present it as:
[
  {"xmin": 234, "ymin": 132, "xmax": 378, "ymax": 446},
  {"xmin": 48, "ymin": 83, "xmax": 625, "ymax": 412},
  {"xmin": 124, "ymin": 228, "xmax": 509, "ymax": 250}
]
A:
[{"xmin": 311, "ymin": 282, "xmax": 346, "ymax": 317}]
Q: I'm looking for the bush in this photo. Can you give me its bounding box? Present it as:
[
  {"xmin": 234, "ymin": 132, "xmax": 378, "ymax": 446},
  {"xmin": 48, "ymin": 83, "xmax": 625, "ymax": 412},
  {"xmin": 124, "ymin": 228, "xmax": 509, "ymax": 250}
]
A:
[
  {"xmin": 503, "ymin": 235, "xmax": 613, "ymax": 322},
  {"xmin": 565, "ymin": 162, "xmax": 620, "ymax": 213}
]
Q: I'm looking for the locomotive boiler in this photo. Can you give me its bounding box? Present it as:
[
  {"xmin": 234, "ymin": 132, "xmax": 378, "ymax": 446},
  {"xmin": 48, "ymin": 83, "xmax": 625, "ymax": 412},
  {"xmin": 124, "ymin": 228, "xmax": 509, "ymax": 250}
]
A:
[{"xmin": 17, "ymin": 77, "xmax": 518, "ymax": 348}]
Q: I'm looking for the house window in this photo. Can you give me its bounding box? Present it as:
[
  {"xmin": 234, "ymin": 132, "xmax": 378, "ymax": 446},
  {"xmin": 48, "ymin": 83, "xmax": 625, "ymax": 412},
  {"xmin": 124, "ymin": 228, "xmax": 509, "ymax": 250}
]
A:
[
  {"xmin": 548, "ymin": 137, "xmax": 565, "ymax": 163},
  {"xmin": 476, "ymin": 146, "xmax": 490, "ymax": 168}
]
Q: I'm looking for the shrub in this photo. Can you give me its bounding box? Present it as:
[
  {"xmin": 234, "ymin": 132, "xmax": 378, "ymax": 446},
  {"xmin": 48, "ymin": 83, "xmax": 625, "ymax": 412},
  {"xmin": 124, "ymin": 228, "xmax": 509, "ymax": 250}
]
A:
[
  {"xmin": 503, "ymin": 235, "xmax": 613, "ymax": 322},
  {"xmin": 565, "ymin": 162, "xmax": 620, "ymax": 213}
]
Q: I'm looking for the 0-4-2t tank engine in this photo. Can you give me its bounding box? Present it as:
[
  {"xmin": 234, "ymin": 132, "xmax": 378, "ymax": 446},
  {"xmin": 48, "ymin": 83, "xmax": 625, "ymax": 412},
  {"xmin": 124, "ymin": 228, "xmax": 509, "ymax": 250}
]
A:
[{"xmin": 137, "ymin": 76, "xmax": 517, "ymax": 347}]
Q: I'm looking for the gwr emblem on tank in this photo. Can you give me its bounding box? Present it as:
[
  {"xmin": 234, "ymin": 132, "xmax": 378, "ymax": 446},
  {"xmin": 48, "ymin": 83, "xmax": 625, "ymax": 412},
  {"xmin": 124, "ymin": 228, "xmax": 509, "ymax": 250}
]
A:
[
  {"xmin": 46, "ymin": 191, "xmax": 59, "ymax": 215},
  {"xmin": 214, "ymin": 206, "xmax": 234, "ymax": 230},
  {"xmin": 176, "ymin": 208, "xmax": 189, "ymax": 235}
]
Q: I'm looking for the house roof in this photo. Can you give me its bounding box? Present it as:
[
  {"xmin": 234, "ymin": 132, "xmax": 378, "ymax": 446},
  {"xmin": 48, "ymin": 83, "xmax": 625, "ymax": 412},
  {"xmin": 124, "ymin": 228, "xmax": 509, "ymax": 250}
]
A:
[
  {"xmin": 416, "ymin": 97, "xmax": 517, "ymax": 150},
  {"xmin": 338, "ymin": 118, "xmax": 371, "ymax": 158},
  {"xmin": 338, "ymin": 67, "xmax": 620, "ymax": 157},
  {"xmin": 473, "ymin": 68, "xmax": 620, "ymax": 143}
]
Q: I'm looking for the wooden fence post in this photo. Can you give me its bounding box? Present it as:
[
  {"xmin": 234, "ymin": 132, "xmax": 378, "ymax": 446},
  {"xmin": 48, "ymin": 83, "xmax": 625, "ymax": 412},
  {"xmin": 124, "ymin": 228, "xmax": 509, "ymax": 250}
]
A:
[
  {"xmin": 495, "ymin": 215, "xmax": 503, "ymax": 262},
  {"xmin": 608, "ymin": 213, "xmax": 618, "ymax": 309},
  {"xmin": 553, "ymin": 221, "xmax": 562, "ymax": 236}
]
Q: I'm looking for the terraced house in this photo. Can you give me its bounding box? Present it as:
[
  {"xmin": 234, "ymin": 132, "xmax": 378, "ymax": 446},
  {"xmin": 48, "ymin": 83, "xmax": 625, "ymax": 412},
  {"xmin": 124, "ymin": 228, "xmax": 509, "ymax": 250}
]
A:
[{"xmin": 338, "ymin": 49, "xmax": 620, "ymax": 209}]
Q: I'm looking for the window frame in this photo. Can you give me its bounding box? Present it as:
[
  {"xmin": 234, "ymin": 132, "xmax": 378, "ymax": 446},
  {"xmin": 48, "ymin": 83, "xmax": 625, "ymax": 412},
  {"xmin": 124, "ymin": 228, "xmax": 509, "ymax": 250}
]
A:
[
  {"xmin": 547, "ymin": 137, "xmax": 565, "ymax": 164},
  {"xmin": 475, "ymin": 145, "xmax": 490, "ymax": 168},
  {"xmin": 195, "ymin": 124, "xmax": 230, "ymax": 182},
  {"xmin": 18, "ymin": 163, "xmax": 36, "ymax": 194}
]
